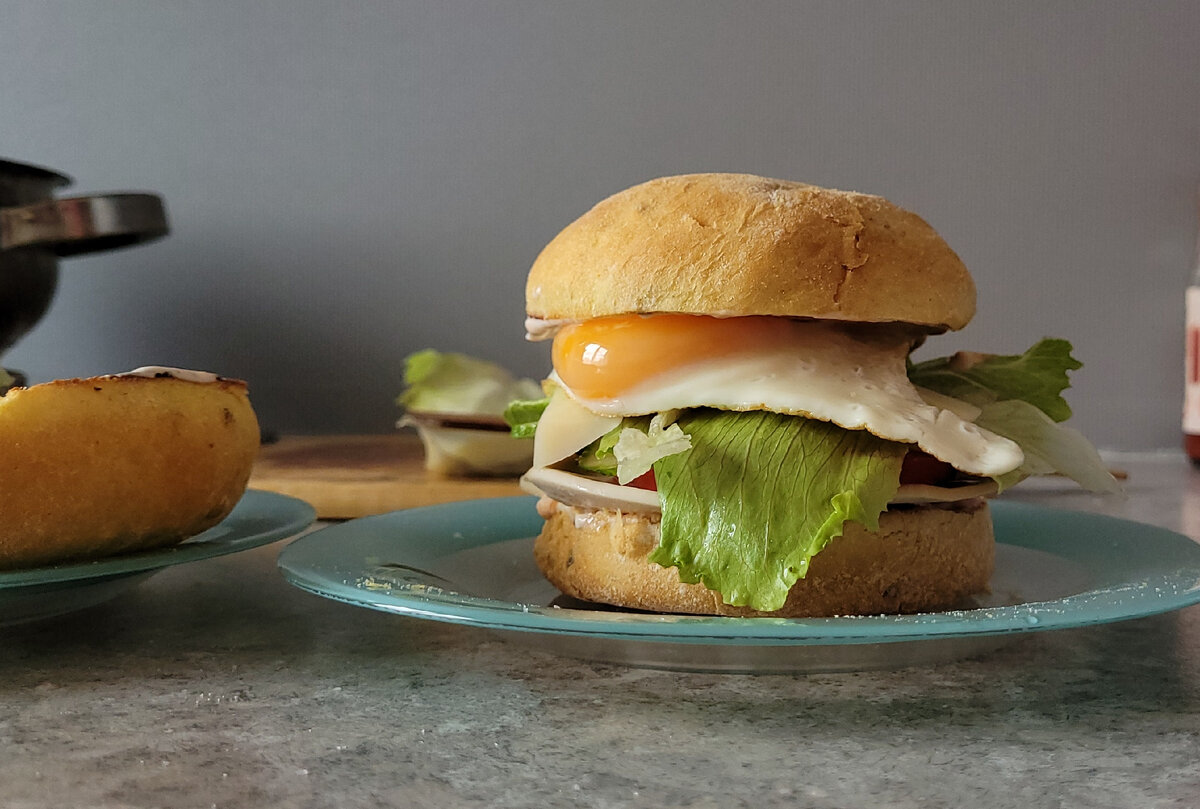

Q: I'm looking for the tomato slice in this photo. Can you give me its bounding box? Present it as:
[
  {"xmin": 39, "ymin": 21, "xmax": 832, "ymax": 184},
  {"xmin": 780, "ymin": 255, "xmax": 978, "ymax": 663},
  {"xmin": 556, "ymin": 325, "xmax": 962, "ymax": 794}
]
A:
[
  {"xmin": 626, "ymin": 470, "xmax": 657, "ymax": 491},
  {"xmin": 899, "ymin": 451, "xmax": 957, "ymax": 486}
]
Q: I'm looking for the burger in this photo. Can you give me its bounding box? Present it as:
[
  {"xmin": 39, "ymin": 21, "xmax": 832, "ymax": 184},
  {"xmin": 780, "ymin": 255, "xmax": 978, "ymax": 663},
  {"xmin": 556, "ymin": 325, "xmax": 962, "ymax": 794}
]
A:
[{"xmin": 507, "ymin": 173, "xmax": 1116, "ymax": 617}]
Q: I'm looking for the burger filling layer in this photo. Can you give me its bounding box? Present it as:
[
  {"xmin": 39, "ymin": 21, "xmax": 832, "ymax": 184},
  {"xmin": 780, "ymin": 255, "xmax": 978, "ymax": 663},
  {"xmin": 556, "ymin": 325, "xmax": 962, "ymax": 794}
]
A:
[{"xmin": 508, "ymin": 314, "xmax": 1116, "ymax": 612}]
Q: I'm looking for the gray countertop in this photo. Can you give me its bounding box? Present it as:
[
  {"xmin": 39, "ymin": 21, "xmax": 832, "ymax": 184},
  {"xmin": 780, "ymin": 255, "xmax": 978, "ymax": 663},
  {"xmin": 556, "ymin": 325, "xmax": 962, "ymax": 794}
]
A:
[{"xmin": 3, "ymin": 453, "xmax": 1200, "ymax": 808}]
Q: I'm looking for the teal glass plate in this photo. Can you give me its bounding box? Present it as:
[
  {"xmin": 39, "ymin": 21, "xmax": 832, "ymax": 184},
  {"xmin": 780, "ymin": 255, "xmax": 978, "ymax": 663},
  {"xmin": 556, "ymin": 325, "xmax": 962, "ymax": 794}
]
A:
[
  {"xmin": 1, "ymin": 490, "xmax": 315, "ymax": 626},
  {"xmin": 277, "ymin": 497, "xmax": 1200, "ymax": 672}
]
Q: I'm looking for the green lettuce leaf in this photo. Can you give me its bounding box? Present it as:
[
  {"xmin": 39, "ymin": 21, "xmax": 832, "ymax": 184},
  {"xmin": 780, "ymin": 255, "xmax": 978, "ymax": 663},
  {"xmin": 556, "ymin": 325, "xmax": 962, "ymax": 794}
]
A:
[
  {"xmin": 908, "ymin": 338, "xmax": 1115, "ymax": 492},
  {"xmin": 612, "ymin": 413, "xmax": 691, "ymax": 484},
  {"xmin": 649, "ymin": 410, "xmax": 906, "ymax": 612},
  {"xmin": 503, "ymin": 397, "xmax": 549, "ymax": 439},
  {"xmin": 574, "ymin": 413, "xmax": 692, "ymax": 482},
  {"xmin": 908, "ymin": 338, "xmax": 1081, "ymax": 422},
  {"xmin": 575, "ymin": 419, "xmax": 630, "ymax": 476},
  {"xmin": 398, "ymin": 349, "xmax": 542, "ymax": 416},
  {"xmin": 975, "ymin": 400, "xmax": 1120, "ymax": 494}
]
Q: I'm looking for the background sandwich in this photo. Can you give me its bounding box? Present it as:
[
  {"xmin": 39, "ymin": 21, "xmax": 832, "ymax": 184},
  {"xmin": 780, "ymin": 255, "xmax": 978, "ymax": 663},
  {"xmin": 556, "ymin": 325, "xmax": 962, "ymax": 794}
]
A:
[{"xmin": 508, "ymin": 173, "xmax": 1116, "ymax": 617}]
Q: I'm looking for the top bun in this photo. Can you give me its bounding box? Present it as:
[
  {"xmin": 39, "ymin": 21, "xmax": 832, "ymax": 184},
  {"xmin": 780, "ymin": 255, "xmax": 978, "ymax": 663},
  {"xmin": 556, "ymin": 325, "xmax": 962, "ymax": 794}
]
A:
[{"xmin": 526, "ymin": 173, "xmax": 975, "ymax": 331}]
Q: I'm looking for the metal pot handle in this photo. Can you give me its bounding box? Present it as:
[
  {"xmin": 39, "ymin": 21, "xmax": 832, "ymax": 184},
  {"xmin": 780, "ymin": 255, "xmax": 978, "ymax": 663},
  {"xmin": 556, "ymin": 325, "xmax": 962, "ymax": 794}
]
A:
[{"xmin": 0, "ymin": 193, "xmax": 168, "ymax": 257}]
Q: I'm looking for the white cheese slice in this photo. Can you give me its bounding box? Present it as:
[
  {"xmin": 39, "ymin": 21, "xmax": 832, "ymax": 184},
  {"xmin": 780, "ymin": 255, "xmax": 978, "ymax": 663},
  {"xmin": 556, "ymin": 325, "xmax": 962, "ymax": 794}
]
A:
[
  {"xmin": 521, "ymin": 467, "xmax": 660, "ymax": 513},
  {"xmin": 531, "ymin": 389, "xmax": 622, "ymax": 468}
]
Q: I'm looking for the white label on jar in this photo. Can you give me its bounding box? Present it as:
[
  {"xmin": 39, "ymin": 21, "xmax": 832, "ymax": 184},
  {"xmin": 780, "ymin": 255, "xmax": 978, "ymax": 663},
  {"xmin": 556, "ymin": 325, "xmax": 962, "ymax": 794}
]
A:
[{"xmin": 1185, "ymin": 287, "xmax": 1200, "ymax": 434}]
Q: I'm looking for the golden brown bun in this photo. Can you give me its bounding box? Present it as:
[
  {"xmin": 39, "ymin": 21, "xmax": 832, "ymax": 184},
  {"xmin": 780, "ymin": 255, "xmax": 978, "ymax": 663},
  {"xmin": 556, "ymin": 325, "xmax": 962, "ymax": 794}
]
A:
[
  {"xmin": 0, "ymin": 374, "xmax": 260, "ymax": 569},
  {"xmin": 526, "ymin": 173, "xmax": 975, "ymax": 331},
  {"xmin": 534, "ymin": 500, "xmax": 994, "ymax": 617}
]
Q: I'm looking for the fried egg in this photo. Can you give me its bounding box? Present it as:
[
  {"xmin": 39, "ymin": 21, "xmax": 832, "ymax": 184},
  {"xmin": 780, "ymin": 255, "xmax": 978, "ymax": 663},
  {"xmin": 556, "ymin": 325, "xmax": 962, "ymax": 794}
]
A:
[{"xmin": 539, "ymin": 313, "xmax": 1023, "ymax": 478}]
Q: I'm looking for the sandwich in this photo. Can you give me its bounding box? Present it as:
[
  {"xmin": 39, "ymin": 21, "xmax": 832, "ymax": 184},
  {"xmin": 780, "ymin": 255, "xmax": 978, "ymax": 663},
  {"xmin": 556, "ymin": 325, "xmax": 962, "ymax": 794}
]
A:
[
  {"xmin": 0, "ymin": 367, "xmax": 259, "ymax": 569},
  {"xmin": 397, "ymin": 349, "xmax": 541, "ymax": 476},
  {"xmin": 507, "ymin": 173, "xmax": 1116, "ymax": 617}
]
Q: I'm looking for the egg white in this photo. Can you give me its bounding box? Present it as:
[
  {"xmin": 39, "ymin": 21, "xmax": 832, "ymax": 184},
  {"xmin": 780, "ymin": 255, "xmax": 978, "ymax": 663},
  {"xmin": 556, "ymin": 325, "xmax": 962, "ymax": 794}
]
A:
[{"xmin": 537, "ymin": 321, "xmax": 1023, "ymax": 478}]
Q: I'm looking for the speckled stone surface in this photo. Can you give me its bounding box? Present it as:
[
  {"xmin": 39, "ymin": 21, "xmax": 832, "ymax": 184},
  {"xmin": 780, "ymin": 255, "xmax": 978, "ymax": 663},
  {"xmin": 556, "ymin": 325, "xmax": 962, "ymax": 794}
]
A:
[{"xmin": 2, "ymin": 453, "xmax": 1199, "ymax": 808}]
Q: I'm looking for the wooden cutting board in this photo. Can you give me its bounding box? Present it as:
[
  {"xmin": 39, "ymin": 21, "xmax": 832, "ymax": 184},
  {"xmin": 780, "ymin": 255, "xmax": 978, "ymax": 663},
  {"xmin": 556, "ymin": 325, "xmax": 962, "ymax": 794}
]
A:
[{"xmin": 248, "ymin": 434, "xmax": 526, "ymax": 520}]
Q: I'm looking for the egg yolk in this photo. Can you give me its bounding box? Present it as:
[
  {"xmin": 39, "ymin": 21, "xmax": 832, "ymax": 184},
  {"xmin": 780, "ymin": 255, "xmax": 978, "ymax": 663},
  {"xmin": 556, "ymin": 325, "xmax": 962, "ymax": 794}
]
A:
[{"xmin": 552, "ymin": 313, "xmax": 801, "ymax": 399}]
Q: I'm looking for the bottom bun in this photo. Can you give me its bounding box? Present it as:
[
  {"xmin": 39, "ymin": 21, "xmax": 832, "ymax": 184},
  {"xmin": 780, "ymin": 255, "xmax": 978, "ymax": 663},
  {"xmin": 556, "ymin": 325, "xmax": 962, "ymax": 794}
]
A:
[
  {"xmin": 0, "ymin": 374, "xmax": 260, "ymax": 570},
  {"xmin": 534, "ymin": 499, "xmax": 994, "ymax": 617}
]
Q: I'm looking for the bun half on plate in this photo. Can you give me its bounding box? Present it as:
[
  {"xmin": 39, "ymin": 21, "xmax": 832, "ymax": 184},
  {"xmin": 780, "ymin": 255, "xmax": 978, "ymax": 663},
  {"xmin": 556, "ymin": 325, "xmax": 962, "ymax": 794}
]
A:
[
  {"xmin": 0, "ymin": 368, "xmax": 259, "ymax": 570},
  {"xmin": 514, "ymin": 173, "xmax": 1115, "ymax": 617}
]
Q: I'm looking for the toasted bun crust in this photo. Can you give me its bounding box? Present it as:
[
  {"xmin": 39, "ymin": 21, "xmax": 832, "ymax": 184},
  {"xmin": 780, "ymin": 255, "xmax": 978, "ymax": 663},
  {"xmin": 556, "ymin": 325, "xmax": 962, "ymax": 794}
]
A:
[
  {"xmin": 0, "ymin": 375, "xmax": 260, "ymax": 569},
  {"xmin": 527, "ymin": 173, "xmax": 975, "ymax": 331},
  {"xmin": 534, "ymin": 499, "xmax": 994, "ymax": 617}
]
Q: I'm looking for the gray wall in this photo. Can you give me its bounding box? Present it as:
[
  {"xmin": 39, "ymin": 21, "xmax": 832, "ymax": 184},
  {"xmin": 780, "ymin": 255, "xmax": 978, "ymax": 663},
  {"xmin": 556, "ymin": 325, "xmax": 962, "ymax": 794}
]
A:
[{"xmin": 2, "ymin": 2, "xmax": 1197, "ymax": 450}]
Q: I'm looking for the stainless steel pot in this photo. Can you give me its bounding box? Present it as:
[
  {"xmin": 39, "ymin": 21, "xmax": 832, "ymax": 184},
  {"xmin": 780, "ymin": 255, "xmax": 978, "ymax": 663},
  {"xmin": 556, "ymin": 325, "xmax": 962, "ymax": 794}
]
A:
[{"xmin": 0, "ymin": 158, "xmax": 168, "ymax": 352}]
